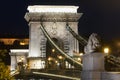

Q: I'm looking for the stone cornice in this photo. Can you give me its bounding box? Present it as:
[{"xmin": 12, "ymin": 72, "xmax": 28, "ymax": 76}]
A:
[
  {"xmin": 9, "ymin": 52, "xmax": 28, "ymax": 56},
  {"xmin": 24, "ymin": 13, "xmax": 83, "ymax": 22}
]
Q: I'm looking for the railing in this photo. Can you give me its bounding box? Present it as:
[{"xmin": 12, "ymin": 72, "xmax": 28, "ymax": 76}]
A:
[
  {"xmin": 33, "ymin": 72, "xmax": 80, "ymax": 80},
  {"xmin": 106, "ymin": 55, "xmax": 120, "ymax": 67}
]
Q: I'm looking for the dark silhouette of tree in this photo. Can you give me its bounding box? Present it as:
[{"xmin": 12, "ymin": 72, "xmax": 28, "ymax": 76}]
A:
[
  {"xmin": 0, "ymin": 49, "xmax": 14, "ymax": 80},
  {"xmin": 13, "ymin": 40, "xmax": 20, "ymax": 45},
  {"xmin": 0, "ymin": 41, "xmax": 4, "ymax": 46}
]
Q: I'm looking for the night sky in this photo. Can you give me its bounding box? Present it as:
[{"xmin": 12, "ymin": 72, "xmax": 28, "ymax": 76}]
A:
[{"xmin": 0, "ymin": 0, "xmax": 120, "ymax": 42}]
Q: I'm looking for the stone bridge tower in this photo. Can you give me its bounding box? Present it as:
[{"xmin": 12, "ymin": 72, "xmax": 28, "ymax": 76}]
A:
[{"xmin": 25, "ymin": 5, "xmax": 83, "ymax": 69}]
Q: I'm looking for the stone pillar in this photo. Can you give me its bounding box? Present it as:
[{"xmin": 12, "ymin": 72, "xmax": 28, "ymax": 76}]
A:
[
  {"xmin": 24, "ymin": 5, "xmax": 83, "ymax": 69},
  {"xmin": 81, "ymin": 52, "xmax": 104, "ymax": 80},
  {"xmin": 28, "ymin": 22, "xmax": 42, "ymax": 57},
  {"xmin": 9, "ymin": 54, "xmax": 17, "ymax": 71}
]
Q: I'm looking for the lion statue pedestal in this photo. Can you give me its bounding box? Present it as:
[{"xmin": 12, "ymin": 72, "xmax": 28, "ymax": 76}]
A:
[
  {"xmin": 81, "ymin": 33, "xmax": 105, "ymax": 80},
  {"xmin": 81, "ymin": 52, "xmax": 104, "ymax": 80}
]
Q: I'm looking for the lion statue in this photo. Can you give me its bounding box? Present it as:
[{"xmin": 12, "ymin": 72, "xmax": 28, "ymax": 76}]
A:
[{"xmin": 84, "ymin": 33, "xmax": 101, "ymax": 54}]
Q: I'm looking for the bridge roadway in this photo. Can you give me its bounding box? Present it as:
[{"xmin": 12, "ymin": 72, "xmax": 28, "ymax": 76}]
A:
[
  {"xmin": 33, "ymin": 72, "xmax": 80, "ymax": 80},
  {"xmin": 14, "ymin": 69, "xmax": 81, "ymax": 80}
]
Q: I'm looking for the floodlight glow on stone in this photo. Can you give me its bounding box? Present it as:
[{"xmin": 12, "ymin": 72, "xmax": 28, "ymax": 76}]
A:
[
  {"xmin": 79, "ymin": 53, "xmax": 83, "ymax": 56},
  {"xmin": 11, "ymin": 49, "xmax": 29, "ymax": 53},
  {"xmin": 28, "ymin": 5, "xmax": 79, "ymax": 13}
]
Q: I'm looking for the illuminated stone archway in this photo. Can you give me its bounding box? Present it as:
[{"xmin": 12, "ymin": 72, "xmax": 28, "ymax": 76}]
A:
[{"xmin": 25, "ymin": 5, "xmax": 83, "ymax": 69}]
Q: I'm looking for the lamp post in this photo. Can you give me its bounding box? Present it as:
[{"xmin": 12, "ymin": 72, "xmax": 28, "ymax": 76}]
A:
[
  {"xmin": 58, "ymin": 56, "xmax": 64, "ymax": 69},
  {"xmin": 18, "ymin": 57, "xmax": 25, "ymax": 73}
]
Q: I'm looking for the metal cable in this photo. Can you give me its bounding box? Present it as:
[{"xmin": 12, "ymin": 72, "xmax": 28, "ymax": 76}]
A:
[
  {"xmin": 40, "ymin": 23, "xmax": 82, "ymax": 68},
  {"xmin": 66, "ymin": 24, "xmax": 87, "ymax": 46}
]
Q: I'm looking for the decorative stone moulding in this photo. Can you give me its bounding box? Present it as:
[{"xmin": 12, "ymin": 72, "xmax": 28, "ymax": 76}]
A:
[
  {"xmin": 25, "ymin": 5, "xmax": 83, "ymax": 22},
  {"xmin": 25, "ymin": 13, "xmax": 82, "ymax": 22},
  {"xmin": 27, "ymin": 5, "xmax": 79, "ymax": 13}
]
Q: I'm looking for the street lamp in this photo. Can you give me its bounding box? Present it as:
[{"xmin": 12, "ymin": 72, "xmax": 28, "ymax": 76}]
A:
[
  {"xmin": 21, "ymin": 57, "xmax": 24, "ymax": 61},
  {"xmin": 52, "ymin": 49, "xmax": 55, "ymax": 53},
  {"xmin": 77, "ymin": 58, "xmax": 81, "ymax": 61},
  {"xmin": 18, "ymin": 57, "xmax": 24, "ymax": 73},
  {"xmin": 55, "ymin": 60, "xmax": 58, "ymax": 63},
  {"xmin": 58, "ymin": 56, "xmax": 63, "ymax": 69},
  {"xmin": 58, "ymin": 56, "xmax": 62, "ymax": 59},
  {"xmin": 48, "ymin": 57, "xmax": 52, "ymax": 61},
  {"xmin": 79, "ymin": 52, "xmax": 83, "ymax": 56},
  {"xmin": 104, "ymin": 47, "xmax": 109, "ymax": 55}
]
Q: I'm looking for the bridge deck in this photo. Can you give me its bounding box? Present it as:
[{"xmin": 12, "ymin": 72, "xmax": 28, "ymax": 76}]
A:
[{"xmin": 14, "ymin": 69, "xmax": 81, "ymax": 80}]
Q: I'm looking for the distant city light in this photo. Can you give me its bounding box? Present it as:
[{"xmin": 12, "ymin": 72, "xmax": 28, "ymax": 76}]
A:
[{"xmin": 20, "ymin": 42, "xmax": 25, "ymax": 45}]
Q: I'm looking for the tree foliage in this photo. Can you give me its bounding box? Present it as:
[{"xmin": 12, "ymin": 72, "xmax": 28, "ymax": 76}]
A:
[
  {"xmin": 0, "ymin": 63, "xmax": 14, "ymax": 80},
  {"xmin": 0, "ymin": 49, "xmax": 14, "ymax": 80}
]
